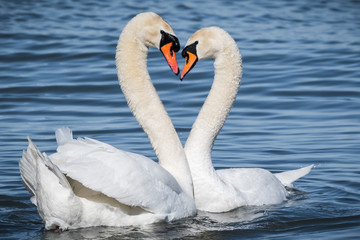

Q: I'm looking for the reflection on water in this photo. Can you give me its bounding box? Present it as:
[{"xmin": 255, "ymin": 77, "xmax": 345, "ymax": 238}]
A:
[{"xmin": 40, "ymin": 206, "xmax": 267, "ymax": 240}]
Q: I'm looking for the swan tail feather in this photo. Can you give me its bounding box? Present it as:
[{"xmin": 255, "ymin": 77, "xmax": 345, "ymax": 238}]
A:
[
  {"xmin": 55, "ymin": 127, "xmax": 73, "ymax": 146},
  {"xmin": 275, "ymin": 164, "xmax": 314, "ymax": 187},
  {"xmin": 19, "ymin": 137, "xmax": 81, "ymax": 230}
]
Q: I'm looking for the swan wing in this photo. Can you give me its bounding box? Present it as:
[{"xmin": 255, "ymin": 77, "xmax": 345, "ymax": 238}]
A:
[
  {"xmin": 19, "ymin": 137, "xmax": 82, "ymax": 230},
  {"xmin": 50, "ymin": 128, "xmax": 184, "ymax": 214},
  {"xmin": 217, "ymin": 168, "xmax": 287, "ymax": 205}
]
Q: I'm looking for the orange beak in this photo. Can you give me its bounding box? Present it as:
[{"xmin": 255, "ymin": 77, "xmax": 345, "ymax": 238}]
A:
[
  {"xmin": 160, "ymin": 42, "xmax": 179, "ymax": 75},
  {"xmin": 180, "ymin": 51, "xmax": 198, "ymax": 80}
]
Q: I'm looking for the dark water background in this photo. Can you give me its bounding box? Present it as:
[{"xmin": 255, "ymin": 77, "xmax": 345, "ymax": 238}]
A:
[{"xmin": 1, "ymin": 0, "xmax": 360, "ymax": 239}]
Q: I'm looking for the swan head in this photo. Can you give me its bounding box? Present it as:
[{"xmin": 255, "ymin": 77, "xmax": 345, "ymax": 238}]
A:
[
  {"xmin": 131, "ymin": 12, "xmax": 180, "ymax": 75},
  {"xmin": 180, "ymin": 27, "xmax": 233, "ymax": 80}
]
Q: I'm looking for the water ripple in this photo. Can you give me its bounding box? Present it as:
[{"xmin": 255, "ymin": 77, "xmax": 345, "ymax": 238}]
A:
[{"xmin": 1, "ymin": 0, "xmax": 360, "ymax": 239}]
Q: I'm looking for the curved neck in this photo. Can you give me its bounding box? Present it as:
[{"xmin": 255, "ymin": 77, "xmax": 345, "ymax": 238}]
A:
[
  {"xmin": 115, "ymin": 25, "xmax": 193, "ymax": 198},
  {"xmin": 185, "ymin": 42, "xmax": 242, "ymax": 177}
]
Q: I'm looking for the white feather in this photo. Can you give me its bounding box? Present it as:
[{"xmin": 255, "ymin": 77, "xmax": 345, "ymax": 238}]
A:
[
  {"xmin": 183, "ymin": 27, "xmax": 313, "ymax": 212},
  {"xmin": 19, "ymin": 12, "xmax": 196, "ymax": 230}
]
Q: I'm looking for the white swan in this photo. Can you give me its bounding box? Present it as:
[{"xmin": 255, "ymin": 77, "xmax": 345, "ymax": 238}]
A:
[
  {"xmin": 180, "ymin": 27, "xmax": 313, "ymax": 212},
  {"xmin": 19, "ymin": 12, "xmax": 196, "ymax": 230}
]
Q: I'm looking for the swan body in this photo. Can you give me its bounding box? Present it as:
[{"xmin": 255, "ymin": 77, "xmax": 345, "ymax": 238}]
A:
[
  {"xmin": 19, "ymin": 12, "xmax": 196, "ymax": 230},
  {"xmin": 180, "ymin": 27, "xmax": 313, "ymax": 212},
  {"xmin": 21, "ymin": 136, "xmax": 179, "ymax": 229}
]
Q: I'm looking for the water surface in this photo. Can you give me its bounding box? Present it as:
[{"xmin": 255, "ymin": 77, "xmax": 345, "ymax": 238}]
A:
[{"xmin": 1, "ymin": 0, "xmax": 359, "ymax": 239}]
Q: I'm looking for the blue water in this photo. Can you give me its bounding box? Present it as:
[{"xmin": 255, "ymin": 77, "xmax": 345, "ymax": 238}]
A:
[{"xmin": 1, "ymin": 0, "xmax": 360, "ymax": 239}]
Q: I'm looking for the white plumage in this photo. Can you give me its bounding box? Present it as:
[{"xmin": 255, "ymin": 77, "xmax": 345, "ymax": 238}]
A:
[
  {"xmin": 19, "ymin": 12, "xmax": 196, "ymax": 230},
  {"xmin": 181, "ymin": 27, "xmax": 313, "ymax": 212}
]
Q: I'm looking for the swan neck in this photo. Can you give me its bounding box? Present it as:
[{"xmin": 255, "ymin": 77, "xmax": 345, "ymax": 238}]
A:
[
  {"xmin": 115, "ymin": 25, "xmax": 194, "ymax": 198},
  {"xmin": 185, "ymin": 42, "xmax": 242, "ymax": 178}
]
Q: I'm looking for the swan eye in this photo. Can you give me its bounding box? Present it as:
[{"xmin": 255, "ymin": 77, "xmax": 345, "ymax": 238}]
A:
[
  {"xmin": 180, "ymin": 42, "xmax": 199, "ymax": 80},
  {"xmin": 181, "ymin": 41, "xmax": 198, "ymax": 59},
  {"xmin": 160, "ymin": 30, "xmax": 180, "ymax": 53}
]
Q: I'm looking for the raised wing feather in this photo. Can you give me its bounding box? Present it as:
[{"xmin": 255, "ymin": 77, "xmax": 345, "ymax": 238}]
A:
[{"xmin": 50, "ymin": 130, "xmax": 183, "ymax": 214}]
